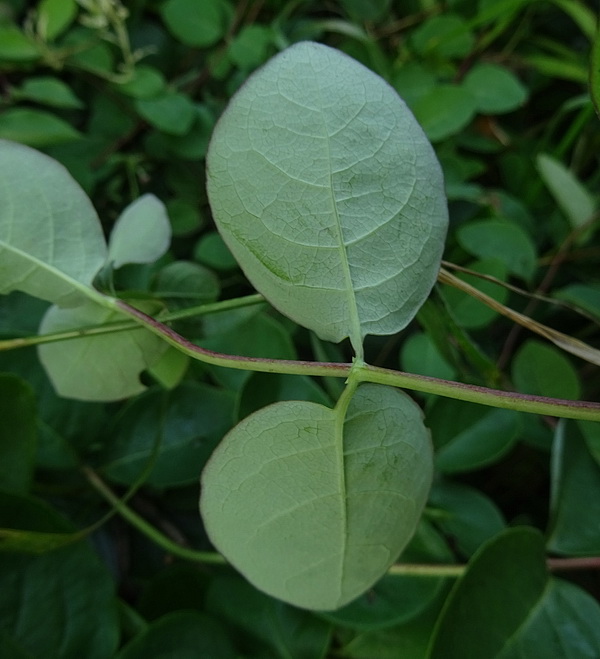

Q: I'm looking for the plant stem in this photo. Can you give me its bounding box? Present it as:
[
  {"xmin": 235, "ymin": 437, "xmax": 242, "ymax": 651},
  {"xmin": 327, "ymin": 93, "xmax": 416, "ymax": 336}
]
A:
[
  {"xmin": 0, "ymin": 294, "xmax": 265, "ymax": 351},
  {"xmin": 83, "ymin": 467, "xmax": 226, "ymax": 565},
  {"xmin": 115, "ymin": 300, "xmax": 600, "ymax": 421}
]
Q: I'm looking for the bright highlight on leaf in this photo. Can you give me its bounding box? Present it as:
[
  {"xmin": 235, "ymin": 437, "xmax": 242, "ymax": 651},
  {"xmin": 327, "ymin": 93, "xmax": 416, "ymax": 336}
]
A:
[
  {"xmin": 200, "ymin": 383, "xmax": 433, "ymax": 611},
  {"xmin": 107, "ymin": 194, "xmax": 171, "ymax": 269},
  {"xmin": 206, "ymin": 41, "xmax": 448, "ymax": 357},
  {"xmin": 0, "ymin": 140, "xmax": 106, "ymax": 306}
]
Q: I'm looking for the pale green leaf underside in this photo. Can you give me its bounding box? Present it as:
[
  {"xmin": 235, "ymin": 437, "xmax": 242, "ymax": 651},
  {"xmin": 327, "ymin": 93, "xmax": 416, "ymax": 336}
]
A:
[
  {"xmin": 107, "ymin": 193, "xmax": 171, "ymax": 269},
  {"xmin": 206, "ymin": 42, "xmax": 448, "ymax": 355},
  {"xmin": 0, "ymin": 139, "xmax": 107, "ymax": 306},
  {"xmin": 38, "ymin": 302, "xmax": 168, "ymax": 401},
  {"xmin": 200, "ymin": 383, "xmax": 433, "ymax": 610}
]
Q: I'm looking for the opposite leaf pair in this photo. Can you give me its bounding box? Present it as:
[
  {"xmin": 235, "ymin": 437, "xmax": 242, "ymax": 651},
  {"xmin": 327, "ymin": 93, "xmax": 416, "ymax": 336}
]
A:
[{"xmin": 201, "ymin": 41, "xmax": 447, "ymax": 609}]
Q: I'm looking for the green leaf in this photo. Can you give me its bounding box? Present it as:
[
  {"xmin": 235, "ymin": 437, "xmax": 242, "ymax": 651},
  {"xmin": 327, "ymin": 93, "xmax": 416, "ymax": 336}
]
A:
[
  {"xmin": 428, "ymin": 481, "xmax": 506, "ymax": 557},
  {"xmin": 554, "ymin": 283, "xmax": 600, "ymax": 319},
  {"xmin": 579, "ymin": 419, "xmax": 600, "ymax": 466},
  {"xmin": 135, "ymin": 92, "xmax": 196, "ymax": 135},
  {"xmin": 462, "ymin": 63, "xmax": 528, "ymax": 114},
  {"xmin": 116, "ymin": 66, "xmax": 166, "ymax": 99},
  {"xmin": 410, "ymin": 14, "xmax": 475, "ymax": 58},
  {"xmin": 107, "ymin": 194, "xmax": 171, "ymax": 268},
  {"xmin": 536, "ymin": 153, "xmax": 596, "ymax": 230},
  {"xmin": 547, "ymin": 421, "xmax": 600, "ymax": 555},
  {"xmin": 101, "ymin": 382, "xmax": 235, "ymax": 487},
  {"xmin": 391, "ymin": 62, "xmax": 437, "ymax": 109},
  {"xmin": 0, "ymin": 25, "xmax": 39, "ymax": 61},
  {"xmin": 228, "ymin": 24, "xmax": 274, "ymax": 70},
  {"xmin": 0, "ymin": 507, "xmax": 119, "ymax": 658},
  {"xmin": 456, "ymin": 218, "xmax": 537, "ymax": 280},
  {"xmin": 205, "ymin": 574, "xmax": 332, "ymax": 658},
  {"xmin": 152, "ymin": 261, "xmax": 220, "ymax": 308},
  {"xmin": 435, "ymin": 406, "xmax": 521, "ymax": 473},
  {"xmin": 339, "ymin": 0, "xmax": 391, "ymax": 21},
  {"xmin": 512, "ymin": 339, "xmax": 581, "ymax": 400},
  {"xmin": 200, "ymin": 311, "xmax": 296, "ymax": 391},
  {"xmin": 0, "ymin": 375, "xmax": 36, "ymax": 494},
  {"xmin": 193, "ymin": 231, "xmax": 238, "ymax": 271},
  {"xmin": 116, "ymin": 611, "xmax": 237, "ymax": 659},
  {"xmin": 429, "ymin": 527, "xmax": 600, "ymax": 658},
  {"xmin": 64, "ymin": 27, "xmax": 115, "ymax": 75},
  {"xmin": 37, "ymin": 0, "xmax": 78, "ymax": 40},
  {"xmin": 429, "ymin": 527, "xmax": 542, "ymax": 655},
  {"xmin": 166, "ymin": 198, "xmax": 203, "ymax": 236},
  {"xmin": 207, "ymin": 42, "xmax": 448, "ymax": 357},
  {"xmin": 413, "ymin": 85, "xmax": 477, "ymax": 142},
  {"xmin": 146, "ymin": 345, "xmax": 189, "ymax": 390},
  {"xmin": 400, "ymin": 331, "xmax": 457, "ymax": 381},
  {"xmin": 13, "ymin": 76, "xmax": 84, "ymax": 109},
  {"xmin": 38, "ymin": 301, "xmax": 168, "ymax": 401},
  {"xmin": 238, "ymin": 371, "xmax": 332, "ymax": 420},
  {"xmin": 441, "ymin": 259, "xmax": 508, "ymax": 329},
  {"xmin": 592, "ymin": 22, "xmax": 600, "ymax": 119},
  {"xmin": 160, "ymin": 0, "xmax": 230, "ymax": 48},
  {"xmin": 0, "ymin": 140, "xmax": 107, "ymax": 306},
  {"xmin": 317, "ymin": 520, "xmax": 452, "ymax": 630},
  {"xmin": 200, "ymin": 383, "xmax": 433, "ymax": 610},
  {"xmin": 0, "ymin": 109, "xmax": 81, "ymax": 147}
]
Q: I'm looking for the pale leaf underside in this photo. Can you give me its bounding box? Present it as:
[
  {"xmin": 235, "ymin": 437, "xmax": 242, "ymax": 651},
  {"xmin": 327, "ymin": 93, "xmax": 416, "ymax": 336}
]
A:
[
  {"xmin": 200, "ymin": 383, "xmax": 433, "ymax": 610},
  {"xmin": 0, "ymin": 140, "xmax": 107, "ymax": 306},
  {"xmin": 207, "ymin": 42, "xmax": 448, "ymax": 355}
]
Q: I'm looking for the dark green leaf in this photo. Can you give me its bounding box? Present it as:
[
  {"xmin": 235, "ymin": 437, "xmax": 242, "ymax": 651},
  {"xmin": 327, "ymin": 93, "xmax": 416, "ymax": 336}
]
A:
[
  {"xmin": 37, "ymin": 0, "xmax": 78, "ymax": 40},
  {"xmin": 410, "ymin": 14, "xmax": 475, "ymax": 58},
  {"xmin": 193, "ymin": 231, "xmax": 238, "ymax": 271},
  {"xmin": 429, "ymin": 527, "xmax": 547, "ymax": 658},
  {"xmin": 428, "ymin": 481, "xmax": 506, "ymax": 557},
  {"xmin": 441, "ymin": 259, "xmax": 508, "ymax": 329},
  {"xmin": 512, "ymin": 340, "xmax": 581, "ymax": 400},
  {"xmin": 13, "ymin": 76, "xmax": 84, "ymax": 108},
  {"xmin": 205, "ymin": 574, "xmax": 332, "ymax": 659},
  {"xmin": 0, "ymin": 25, "xmax": 39, "ymax": 60},
  {"xmin": 463, "ymin": 63, "xmax": 528, "ymax": 114},
  {"xmin": 135, "ymin": 92, "xmax": 196, "ymax": 135},
  {"xmin": 0, "ymin": 375, "xmax": 36, "ymax": 493},
  {"xmin": 413, "ymin": 85, "xmax": 477, "ymax": 142},
  {"xmin": 228, "ymin": 24, "xmax": 274, "ymax": 69},
  {"xmin": 0, "ymin": 109, "xmax": 81, "ymax": 146},
  {"xmin": 457, "ymin": 218, "xmax": 537, "ymax": 280},
  {"xmin": 400, "ymin": 331, "xmax": 457, "ymax": 381},
  {"xmin": 116, "ymin": 66, "xmax": 166, "ymax": 99},
  {"xmin": 436, "ymin": 408, "xmax": 520, "ymax": 472},
  {"xmin": 101, "ymin": 382, "xmax": 235, "ymax": 488},
  {"xmin": 547, "ymin": 421, "xmax": 600, "ymax": 555},
  {"xmin": 160, "ymin": 0, "xmax": 230, "ymax": 48},
  {"xmin": 116, "ymin": 611, "xmax": 236, "ymax": 659},
  {"xmin": 0, "ymin": 538, "xmax": 119, "ymax": 657}
]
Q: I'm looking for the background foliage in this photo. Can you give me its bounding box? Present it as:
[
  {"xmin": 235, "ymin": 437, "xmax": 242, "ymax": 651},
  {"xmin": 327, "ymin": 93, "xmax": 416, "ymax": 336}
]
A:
[{"xmin": 1, "ymin": 0, "xmax": 599, "ymax": 657}]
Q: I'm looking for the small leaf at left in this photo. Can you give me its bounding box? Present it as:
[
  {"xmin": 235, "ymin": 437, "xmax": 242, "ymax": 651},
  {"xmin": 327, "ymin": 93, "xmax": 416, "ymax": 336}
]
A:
[
  {"xmin": 38, "ymin": 301, "xmax": 167, "ymax": 401},
  {"xmin": 200, "ymin": 383, "xmax": 432, "ymax": 610},
  {"xmin": 0, "ymin": 140, "xmax": 107, "ymax": 306},
  {"xmin": 107, "ymin": 194, "xmax": 171, "ymax": 268}
]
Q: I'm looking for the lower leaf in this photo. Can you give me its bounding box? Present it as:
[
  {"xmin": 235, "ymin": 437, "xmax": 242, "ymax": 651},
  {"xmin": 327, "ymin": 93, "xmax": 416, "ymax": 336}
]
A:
[{"xmin": 200, "ymin": 383, "xmax": 433, "ymax": 610}]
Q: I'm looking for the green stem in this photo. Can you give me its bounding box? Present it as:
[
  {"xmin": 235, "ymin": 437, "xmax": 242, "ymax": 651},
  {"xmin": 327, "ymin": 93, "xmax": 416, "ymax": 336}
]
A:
[
  {"xmin": 115, "ymin": 300, "xmax": 600, "ymax": 421},
  {"xmin": 0, "ymin": 294, "xmax": 265, "ymax": 352},
  {"xmin": 388, "ymin": 563, "xmax": 465, "ymax": 577},
  {"xmin": 83, "ymin": 467, "xmax": 226, "ymax": 565}
]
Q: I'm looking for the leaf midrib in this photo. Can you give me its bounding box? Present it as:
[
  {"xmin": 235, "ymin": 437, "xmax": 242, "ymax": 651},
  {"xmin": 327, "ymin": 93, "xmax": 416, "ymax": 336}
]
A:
[
  {"xmin": 0, "ymin": 238, "xmax": 103, "ymax": 304},
  {"xmin": 315, "ymin": 88, "xmax": 363, "ymax": 360}
]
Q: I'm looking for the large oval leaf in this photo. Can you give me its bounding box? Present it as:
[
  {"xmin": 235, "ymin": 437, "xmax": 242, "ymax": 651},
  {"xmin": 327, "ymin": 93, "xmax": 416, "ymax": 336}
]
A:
[
  {"xmin": 200, "ymin": 383, "xmax": 433, "ymax": 610},
  {"xmin": 0, "ymin": 140, "xmax": 107, "ymax": 306},
  {"xmin": 206, "ymin": 42, "xmax": 448, "ymax": 356}
]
